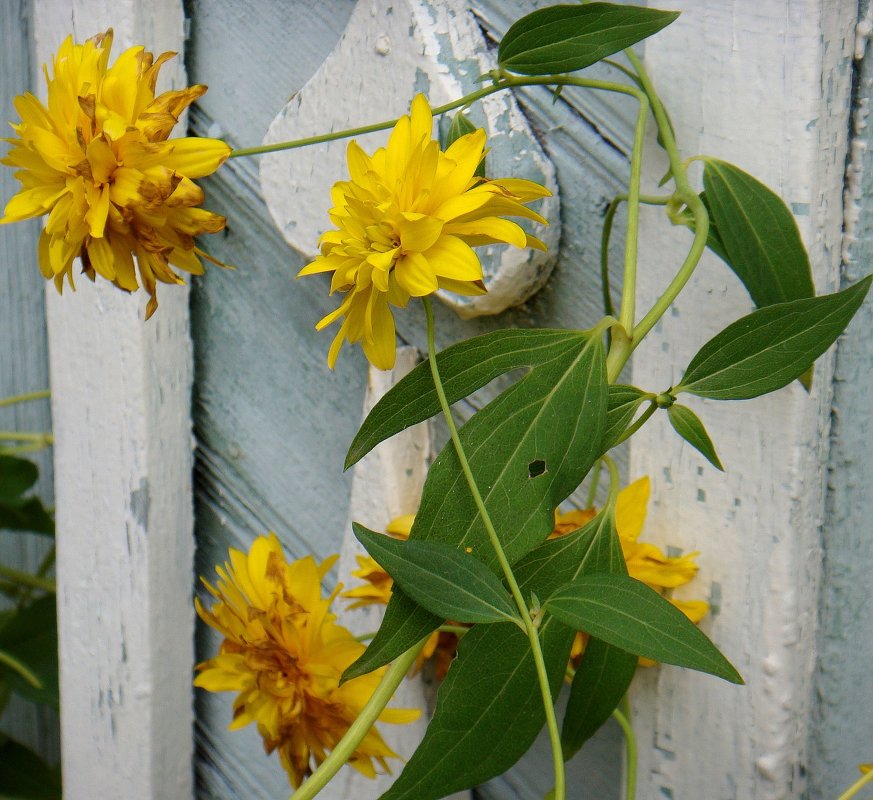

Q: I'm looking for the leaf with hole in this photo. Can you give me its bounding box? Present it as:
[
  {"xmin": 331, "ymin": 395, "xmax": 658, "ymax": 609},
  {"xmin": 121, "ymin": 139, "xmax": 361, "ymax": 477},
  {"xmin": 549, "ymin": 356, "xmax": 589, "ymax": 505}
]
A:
[
  {"xmin": 353, "ymin": 524, "xmax": 520, "ymax": 625},
  {"xmin": 674, "ymin": 277, "xmax": 872, "ymax": 400},
  {"xmin": 545, "ymin": 573, "xmax": 742, "ymax": 683},
  {"xmin": 346, "ymin": 328, "xmax": 588, "ymax": 468},
  {"xmin": 666, "ymin": 404, "xmax": 724, "ymax": 470},
  {"xmin": 498, "ymin": 3, "xmax": 680, "ymax": 76},
  {"xmin": 345, "ymin": 335, "xmax": 607, "ymax": 679}
]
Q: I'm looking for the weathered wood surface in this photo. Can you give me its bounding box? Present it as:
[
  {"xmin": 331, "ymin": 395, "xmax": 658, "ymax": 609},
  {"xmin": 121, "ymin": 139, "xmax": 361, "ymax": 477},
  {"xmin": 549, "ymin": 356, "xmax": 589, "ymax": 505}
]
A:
[
  {"xmin": 811, "ymin": 1, "xmax": 873, "ymax": 795},
  {"xmin": 32, "ymin": 1, "xmax": 196, "ymax": 797},
  {"xmin": 0, "ymin": 0, "xmax": 59, "ymax": 766},
  {"xmin": 188, "ymin": 0, "xmax": 630, "ymax": 795},
  {"xmin": 628, "ymin": 2, "xmax": 861, "ymax": 799}
]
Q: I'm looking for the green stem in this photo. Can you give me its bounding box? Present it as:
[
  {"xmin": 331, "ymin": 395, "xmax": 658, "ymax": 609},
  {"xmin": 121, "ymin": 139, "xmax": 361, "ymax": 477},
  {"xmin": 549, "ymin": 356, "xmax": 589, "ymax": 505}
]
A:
[
  {"xmin": 0, "ymin": 564, "xmax": 55, "ymax": 593},
  {"xmin": 837, "ymin": 768, "xmax": 873, "ymax": 800},
  {"xmin": 613, "ymin": 695, "xmax": 637, "ymax": 800},
  {"xmin": 617, "ymin": 93, "xmax": 650, "ymax": 336},
  {"xmin": 624, "ymin": 50, "xmax": 710, "ymax": 352},
  {"xmin": 0, "ymin": 390, "xmax": 50, "ymax": 408},
  {"xmin": 585, "ymin": 460, "xmax": 602, "ymax": 508},
  {"xmin": 611, "ymin": 400, "xmax": 657, "ymax": 448},
  {"xmin": 290, "ymin": 639, "xmax": 427, "ymax": 800},
  {"xmin": 0, "ymin": 649, "xmax": 42, "ymax": 689},
  {"xmin": 422, "ymin": 297, "xmax": 566, "ymax": 800},
  {"xmin": 0, "ymin": 431, "xmax": 53, "ymax": 443},
  {"xmin": 601, "ymin": 194, "xmax": 672, "ymax": 323},
  {"xmin": 232, "ymin": 73, "xmax": 646, "ymax": 159}
]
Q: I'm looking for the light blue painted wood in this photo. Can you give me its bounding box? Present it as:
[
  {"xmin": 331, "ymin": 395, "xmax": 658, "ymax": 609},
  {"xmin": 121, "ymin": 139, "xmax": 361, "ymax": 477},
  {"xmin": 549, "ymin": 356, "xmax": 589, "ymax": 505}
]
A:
[
  {"xmin": 186, "ymin": 1, "xmax": 634, "ymax": 795},
  {"xmin": 0, "ymin": 0, "xmax": 59, "ymax": 767},
  {"xmin": 811, "ymin": 4, "xmax": 873, "ymax": 795}
]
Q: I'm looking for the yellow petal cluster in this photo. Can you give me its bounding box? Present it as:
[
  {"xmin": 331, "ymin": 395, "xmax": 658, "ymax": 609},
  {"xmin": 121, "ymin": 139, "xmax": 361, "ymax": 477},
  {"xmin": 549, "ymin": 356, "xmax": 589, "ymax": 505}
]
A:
[
  {"xmin": 299, "ymin": 94, "xmax": 550, "ymax": 370},
  {"xmin": 194, "ymin": 533, "xmax": 419, "ymax": 789},
  {"xmin": 1, "ymin": 30, "xmax": 231, "ymax": 317}
]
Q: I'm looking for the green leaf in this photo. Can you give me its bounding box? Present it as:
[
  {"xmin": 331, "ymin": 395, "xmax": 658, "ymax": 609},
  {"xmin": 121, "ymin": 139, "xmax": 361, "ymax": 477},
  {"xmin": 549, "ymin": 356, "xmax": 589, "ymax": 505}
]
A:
[
  {"xmin": 353, "ymin": 524, "xmax": 519, "ymax": 624},
  {"xmin": 380, "ymin": 621, "xmax": 572, "ymax": 800},
  {"xmin": 443, "ymin": 112, "xmax": 486, "ymax": 179},
  {"xmin": 345, "ymin": 335, "xmax": 607, "ymax": 680},
  {"xmin": 666, "ymin": 404, "xmax": 724, "ymax": 470},
  {"xmin": 0, "ymin": 457, "xmax": 38, "ymax": 505},
  {"xmin": 379, "ymin": 509, "xmax": 620, "ymax": 799},
  {"xmin": 702, "ymin": 159, "xmax": 815, "ymax": 309},
  {"xmin": 675, "ymin": 277, "xmax": 872, "ymax": 400},
  {"xmin": 511, "ymin": 507, "xmax": 637, "ymax": 759},
  {"xmin": 603, "ymin": 385, "xmax": 649, "ymax": 451},
  {"xmin": 0, "ymin": 736, "xmax": 62, "ymax": 800},
  {"xmin": 545, "ymin": 574, "xmax": 743, "ymax": 683},
  {"xmin": 346, "ymin": 329, "xmax": 586, "ymax": 468},
  {"xmin": 498, "ymin": 4, "xmax": 680, "ymax": 76},
  {"xmin": 0, "ymin": 596, "xmax": 58, "ymax": 709},
  {"xmin": 562, "ymin": 638, "xmax": 637, "ymax": 760},
  {"xmin": 0, "ymin": 499, "xmax": 54, "ymax": 536}
]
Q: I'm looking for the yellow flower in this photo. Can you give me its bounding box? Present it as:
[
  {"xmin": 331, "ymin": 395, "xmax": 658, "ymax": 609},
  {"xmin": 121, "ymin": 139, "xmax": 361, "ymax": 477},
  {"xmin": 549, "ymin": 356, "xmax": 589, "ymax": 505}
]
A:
[
  {"xmin": 299, "ymin": 94, "xmax": 550, "ymax": 370},
  {"xmin": 194, "ymin": 533, "xmax": 419, "ymax": 789},
  {"xmin": 1, "ymin": 30, "xmax": 231, "ymax": 318}
]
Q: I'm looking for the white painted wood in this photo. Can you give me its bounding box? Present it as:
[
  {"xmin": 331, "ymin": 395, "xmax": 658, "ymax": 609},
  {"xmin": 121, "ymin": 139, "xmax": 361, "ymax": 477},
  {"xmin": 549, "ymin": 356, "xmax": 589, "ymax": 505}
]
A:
[
  {"xmin": 327, "ymin": 346, "xmax": 470, "ymax": 799},
  {"xmin": 628, "ymin": 3, "xmax": 858, "ymax": 799},
  {"xmin": 259, "ymin": 0, "xmax": 560, "ymax": 318},
  {"xmin": 32, "ymin": 2, "xmax": 195, "ymax": 798}
]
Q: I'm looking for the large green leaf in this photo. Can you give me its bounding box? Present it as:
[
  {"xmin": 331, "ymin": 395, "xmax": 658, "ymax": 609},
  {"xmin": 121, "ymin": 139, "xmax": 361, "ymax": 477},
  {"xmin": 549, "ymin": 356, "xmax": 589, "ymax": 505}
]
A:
[
  {"xmin": 545, "ymin": 574, "xmax": 742, "ymax": 683},
  {"xmin": 345, "ymin": 335, "xmax": 607, "ymax": 679},
  {"xmin": 674, "ymin": 277, "xmax": 872, "ymax": 400},
  {"xmin": 0, "ymin": 736, "xmax": 61, "ymax": 800},
  {"xmin": 702, "ymin": 159, "xmax": 815, "ymax": 309},
  {"xmin": 562, "ymin": 638, "xmax": 637, "ymax": 760},
  {"xmin": 0, "ymin": 457, "xmax": 38, "ymax": 504},
  {"xmin": 0, "ymin": 596, "xmax": 59, "ymax": 709},
  {"xmin": 346, "ymin": 328, "xmax": 586, "ymax": 468},
  {"xmin": 666, "ymin": 404, "xmax": 724, "ymax": 471},
  {"xmin": 0, "ymin": 498, "xmax": 54, "ymax": 536},
  {"xmin": 497, "ymin": 4, "xmax": 680, "ymax": 76},
  {"xmin": 353, "ymin": 524, "xmax": 519, "ymax": 625},
  {"xmin": 379, "ymin": 508, "xmax": 620, "ymax": 799},
  {"xmin": 0, "ymin": 456, "xmax": 54, "ymax": 536}
]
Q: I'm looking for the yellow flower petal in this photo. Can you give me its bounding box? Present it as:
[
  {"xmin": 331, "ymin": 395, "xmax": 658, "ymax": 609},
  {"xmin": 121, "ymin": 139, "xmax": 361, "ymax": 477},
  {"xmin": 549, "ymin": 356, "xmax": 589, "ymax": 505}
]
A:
[{"xmin": 615, "ymin": 476, "xmax": 650, "ymax": 541}]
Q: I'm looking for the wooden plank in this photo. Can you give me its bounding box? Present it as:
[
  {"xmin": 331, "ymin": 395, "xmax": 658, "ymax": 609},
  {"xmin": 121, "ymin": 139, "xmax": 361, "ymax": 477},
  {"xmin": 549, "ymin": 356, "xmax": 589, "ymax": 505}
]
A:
[
  {"xmin": 0, "ymin": 0, "xmax": 59, "ymax": 766},
  {"xmin": 628, "ymin": 3, "xmax": 858, "ymax": 799},
  {"xmin": 811, "ymin": 1, "xmax": 873, "ymax": 795},
  {"xmin": 31, "ymin": 2, "xmax": 194, "ymax": 797}
]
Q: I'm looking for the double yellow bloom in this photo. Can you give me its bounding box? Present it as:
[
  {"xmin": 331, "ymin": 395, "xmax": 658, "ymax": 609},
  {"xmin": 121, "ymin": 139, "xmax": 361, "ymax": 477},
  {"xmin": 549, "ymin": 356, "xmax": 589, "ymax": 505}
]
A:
[
  {"xmin": 195, "ymin": 533, "xmax": 419, "ymax": 789},
  {"xmin": 300, "ymin": 94, "xmax": 550, "ymax": 369},
  {"xmin": 1, "ymin": 31, "xmax": 230, "ymax": 317}
]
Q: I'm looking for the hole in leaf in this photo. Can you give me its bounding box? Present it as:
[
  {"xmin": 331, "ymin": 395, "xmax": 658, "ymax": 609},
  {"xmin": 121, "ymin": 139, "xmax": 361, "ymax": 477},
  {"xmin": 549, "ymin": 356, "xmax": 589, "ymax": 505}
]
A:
[{"xmin": 528, "ymin": 459, "xmax": 547, "ymax": 478}]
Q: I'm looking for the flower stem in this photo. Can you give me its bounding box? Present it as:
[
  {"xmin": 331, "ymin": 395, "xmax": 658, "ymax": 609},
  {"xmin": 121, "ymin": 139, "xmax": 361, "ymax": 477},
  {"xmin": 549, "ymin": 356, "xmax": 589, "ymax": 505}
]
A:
[
  {"xmin": 231, "ymin": 73, "xmax": 646, "ymax": 160},
  {"xmin": 612, "ymin": 695, "xmax": 638, "ymax": 800},
  {"xmin": 0, "ymin": 389, "xmax": 50, "ymax": 408},
  {"xmin": 422, "ymin": 297, "xmax": 566, "ymax": 800},
  {"xmin": 837, "ymin": 768, "xmax": 873, "ymax": 800},
  {"xmin": 624, "ymin": 49, "xmax": 710, "ymax": 352},
  {"xmin": 0, "ymin": 564, "xmax": 55, "ymax": 593},
  {"xmin": 611, "ymin": 400, "xmax": 657, "ymax": 448},
  {"xmin": 289, "ymin": 638, "xmax": 427, "ymax": 800},
  {"xmin": 0, "ymin": 431, "xmax": 53, "ymax": 443}
]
